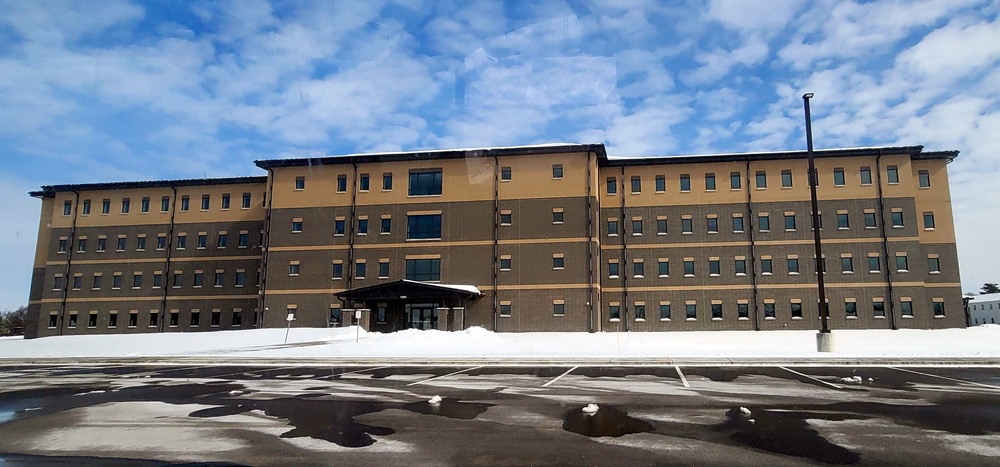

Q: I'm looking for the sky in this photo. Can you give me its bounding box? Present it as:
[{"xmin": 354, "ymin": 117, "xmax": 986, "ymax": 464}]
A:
[{"xmin": 1, "ymin": 0, "xmax": 999, "ymax": 311}]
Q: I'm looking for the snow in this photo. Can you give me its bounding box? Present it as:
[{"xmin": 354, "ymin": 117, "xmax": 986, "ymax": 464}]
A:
[
  {"xmin": 582, "ymin": 404, "xmax": 599, "ymax": 414},
  {"xmin": 1, "ymin": 326, "xmax": 999, "ymax": 360},
  {"xmin": 428, "ymin": 395, "xmax": 442, "ymax": 404}
]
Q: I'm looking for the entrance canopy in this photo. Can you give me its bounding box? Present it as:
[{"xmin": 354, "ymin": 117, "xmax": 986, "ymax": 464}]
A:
[{"xmin": 336, "ymin": 280, "xmax": 482, "ymax": 302}]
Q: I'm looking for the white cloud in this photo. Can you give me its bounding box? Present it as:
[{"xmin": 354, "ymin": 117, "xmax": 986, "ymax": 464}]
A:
[
  {"xmin": 896, "ymin": 16, "xmax": 1000, "ymax": 85},
  {"xmin": 705, "ymin": 0, "xmax": 803, "ymax": 35},
  {"xmin": 681, "ymin": 35, "xmax": 769, "ymax": 85}
]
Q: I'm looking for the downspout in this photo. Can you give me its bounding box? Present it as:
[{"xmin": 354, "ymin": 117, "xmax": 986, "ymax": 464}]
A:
[
  {"xmin": 586, "ymin": 147, "xmax": 596, "ymax": 333},
  {"xmin": 745, "ymin": 157, "xmax": 761, "ymax": 331},
  {"xmin": 492, "ymin": 154, "xmax": 500, "ymax": 331},
  {"xmin": 620, "ymin": 166, "xmax": 629, "ymax": 332},
  {"xmin": 875, "ymin": 150, "xmax": 898, "ymax": 330},
  {"xmin": 158, "ymin": 186, "xmax": 178, "ymax": 332},
  {"xmin": 259, "ymin": 168, "xmax": 275, "ymax": 327},
  {"xmin": 346, "ymin": 162, "xmax": 359, "ymax": 295},
  {"xmin": 57, "ymin": 191, "xmax": 81, "ymax": 336}
]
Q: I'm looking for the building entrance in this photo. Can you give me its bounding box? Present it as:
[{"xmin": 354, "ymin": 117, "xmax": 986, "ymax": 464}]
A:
[{"xmin": 406, "ymin": 303, "xmax": 438, "ymax": 330}]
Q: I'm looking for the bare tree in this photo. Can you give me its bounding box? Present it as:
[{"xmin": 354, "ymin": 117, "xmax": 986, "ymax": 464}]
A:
[
  {"xmin": 0, "ymin": 306, "xmax": 27, "ymax": 335},
  {"xmin": 982, "ymin": 283, "xmax": 1000, "ymax": 295}
]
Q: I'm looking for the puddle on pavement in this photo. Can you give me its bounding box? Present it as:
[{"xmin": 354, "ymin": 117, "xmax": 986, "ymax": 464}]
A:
[
  {"xmin": 715, "ymin": 406, "xmax": 863, "ymax": 464},
  {"xmin": 562, "ymin": 406, "xmax": 655, "ymax": 437}
]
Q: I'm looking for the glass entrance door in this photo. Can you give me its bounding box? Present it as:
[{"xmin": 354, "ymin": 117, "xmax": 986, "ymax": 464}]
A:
[{"xmin": 406, "ymin": 303, "xmax": 438, "ymax": 330}]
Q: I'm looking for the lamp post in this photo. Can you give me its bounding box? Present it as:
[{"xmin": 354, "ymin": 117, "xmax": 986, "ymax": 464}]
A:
[{"xmin": 803, "ymin": 93, "xmax": 834, "ymax": 352}]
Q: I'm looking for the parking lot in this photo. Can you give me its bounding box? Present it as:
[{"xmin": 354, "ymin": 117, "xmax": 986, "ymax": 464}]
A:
[{"xmin": 1, "ymin": 363, "xmax": 999, "ymax": 466}]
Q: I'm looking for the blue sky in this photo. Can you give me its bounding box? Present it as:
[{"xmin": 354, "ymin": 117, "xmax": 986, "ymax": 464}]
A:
[{"xmin": 1, "ymin": 0, "xmax": 999, "ymax": 310}]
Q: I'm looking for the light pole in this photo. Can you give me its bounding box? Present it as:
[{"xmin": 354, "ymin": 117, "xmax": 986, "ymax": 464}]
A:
[{"xmin": 803, "ymin": 93, "xmax": 834, "ymax": 352}]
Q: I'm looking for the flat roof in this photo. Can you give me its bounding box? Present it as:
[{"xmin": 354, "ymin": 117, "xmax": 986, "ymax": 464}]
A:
[
  {"xmin": 255, "ymin": 143, "xmax": 609, "ymax": 169},
  {"xmin": 604, "ymin": 145, "xmax": 958, "ymax": 166},
  {"xmin": 30, "ymin": 176, "xmax": 268, "ymax": 198}
]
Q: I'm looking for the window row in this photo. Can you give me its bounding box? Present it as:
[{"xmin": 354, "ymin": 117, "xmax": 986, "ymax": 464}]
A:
[
  {"xmin": 57, "ymin": 231, "xmax": 260, "ymax": 253},
  {"xmin": 297, "ymin": 165, "xmax": 573, "ymax": 196},
  {"xmin": 63, "ymin": 192, "xmax": 260, "ymax": 217},
  {"xmin": 50, "ymin": 308, "xmax": 252, "ymax": 329},
  {"xmin": 290, "ymin": 258, "xmax": 443, "ymax": 281},
  {"xmin": 606, "ymin": 253, "xmax": 942, "ymax": 278},
  {"xmin": 606, "ymin": 210, "xmax": 934, "ymax": 236},
  {"xmin": 52, "ymin": 269, "xmax": 253, "ymax": 291},
  {"xmin": 606, "ymin": 166, "xmax": 931, "ymax": 195},
  {"xmin": 606, "ymin": 297, "xmax": 945, "ymax": 321}
]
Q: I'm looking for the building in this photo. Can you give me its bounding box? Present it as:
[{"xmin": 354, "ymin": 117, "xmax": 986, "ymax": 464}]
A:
[
  {"xmin": 969, "ymin": 293, "xmax": 1000, "ymax": 325},
  {"xmin": 25, "ymin": 143, "xmax": 964, "ymax": 338}
]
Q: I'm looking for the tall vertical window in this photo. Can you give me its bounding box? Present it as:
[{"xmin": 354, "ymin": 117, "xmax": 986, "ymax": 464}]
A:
[
  {"xmin": 292, "ymin": 220, "xmax": 303, "ymax": 233},
  {"xmin": 868, "ymin": 256, "xmax": 881, "ymax": 273},
  {"xmin": 139, "ymin": 197, "xmax": 149, "ymax": 213},
  {"xmin": 357, "ymin": 218, "xmax": 368, "ymax": 235},
  {"xmin": 896, "ymin": 254, "xmax": 908, "ymax": 272},
  {"xmin": 332, "ymin": 263, "xmax": 343, "ymax": 279},
  {"xmin": 712, "ymin": 303, "xmax": 722, "ymax": 319},
  {"xmin": 683, "ymin": 260, "xmax": 695, "ymax": 276},
  {"xmin": 221, "ymin": 194, "xmax": 230, "ymax": 209},
  {"xmin": 705, "ymin": 173, "xmax": 716, "ymax": 191},
  {"xmin": 681, "ymin": 218, "xmax": 693, "ymax": 234},
  {"xmin": 180, "ymin": 196, "xmax": 189, "ymax": 211},
  {"xmin": 609, "ymin": 304, "xmax": 620, "ymax": 320},
  {"xmin": 873, "ymin": 300, "xmax": 885, "ymax": 317},
  {"xmin": 707, "ymin": 217, "xmax": 718, "ymax": 233},
  {"xmin": 833, "ymin": 168, "xmax": 845, "ymax": 186},
  {"xmin": 161, "ymin": 196, "xmax": 170, "ymax": 212},
  {"xmin": 918, "ymin": 170, "xmax": 930, "ymax": 188},
  {"xmin": 337, "ymin": 174, "xmax": 348, "ymax": 192},
  {"xmin": 633, "ymin": 261, "xmax": 644, "ymax": 278},
  {"xmin": 784, "ymin": 214, "xmax": 796, "ymax": 230},
  {"xmin": 238, "ymin": 232, "xmax": 248, "ymax": 247},
  {"xmin": 658, "ymin": 260, "xmax": 669, "ymax": 277},
  {"xmin": 381, "ymin": 217, "xmax": 392, "ymax": 234},
  {"xmin": 383, "ymin": 172, "xmax": 393, "ymax": 190},
  {"xmin": 242, "ymin": 192, "xmax": 252, "ymax": 208},
  {"xmin": 791, "ymin": 302, "xmax": 803, "ymax": 318},
  {"xmin": 608, "ymin": 261, "xmax": 620, "ymax": 278},
  {"xmin": 860, "ymin": 167, "xmax": 872, "ymax": 185},
  {"xmin": 606, "ymin": 177, "xmax": 617, "ymax": 194},
  {"xmin": 659, "ymin": 303, "xmax": 671, "ymax": 320},
  {"xmin": 631, "ymin": 176, "xmax": 641, "ymax": 193},
  {"xmin": 923, "ymin": 212, "xmax": 935, "ymax": 229},
  {"xmin": 928, "ymin": 257, "xmax": 941, "ymax": 273},
  {"xmin": 788, "ymin": 257, "xmax": 800, "ymax": 274},
  {"xmin": 933, "ymin": 300, "xmax": 945, "ymax": 317},
  {"xmin": 837, "ymin": 212, "xmax": 849, "ymax": 229},
  {"xmin": 632, "ymin": 219, "xmax": 643, "ymax": 235},
  {"xmin": 864, "ymin": 212, "xmax": 877, "ymax": 228},
  {"xmin": 900, "ymin": 299, "xmax": 913, "ymax": 316},
  {"xmin": 709, "ymin": 259, "xmax": 720, "ymax": 276},
  {"xmin": 334, "ymin": 219, "xmax": 345, "ymax": 236},
  {"xmin": 500, "ymin": 166, "xmax": 512, "ymax": 181},
  {"xmin": 761, "ymin": 258, "xmax": 773, "ymax": 274},
  {"xmin": 759, "ymin": 214, "xmax": 770, "ymax": 231},
  {"xmin": 407, "ymin": 214, "xmax": 442, "ymax": 239},
  {"xmin": 764, "ymin": 303, "xmax": 775, "ymax": 318},
  {"xmin": 359, "ymin": 173, "xmax": 370, "ymax": 191},
  {"xmin": 845, "ymin": 301, "xmax": 857, "ymax": 317},
  {"xmin": 657, "ymin": 218, "xmax": 668, "ymax": 235},
  {"xmin": 730, "ymin": 172, "xmax": 741, "ymax": 190},
  {"xmin": 887, "ymin": 165, "xmax": 899, "ymax": 184},
  {"xmin": 634, "ymin": 304, "xmax": 646, "ymax": 320},
  {"xmin": 655, "ymin": 175, "xmax": 665, "ymax": 192},
  {"xmin": 355, "ymin": 262, "xmax": 366, "ymax": 279},
  {"xmin": 82, "ymin": 199, "xmax": 91, "ymax": 215},
  {"xmin": 607, "ymin": 219, "xmax": 618, "ymax": 236},
  {"xmin": 841, "ymin": 257, "xmax": 854, "ymax": 273},
  {"xmin": 732, "ymin": 215, "xmax": 744, "ymax": 232},
  {"xmin": 735, "ymin": 259, "xmax": 746, "ymax": 275},
  {"xmin": 102, "ymin": 199, "xmax": 111, "ymax": 214},
  {"xmin": 201, "ymin": 195, "xmax": 210, "ymax": 210},
  {"xmin": 121, "ymin": 198, "xmax": 130, "ymax": 213},
  {"xmin": 63, "ymin": 200, "xmax": 72, "ymax": 216},
  {"xmin": 378, "ymin": 261, "xmax": 390, "ymax": 278},
  {"xmin": 891, "ymin": 211, "xmax": 904, "ymax": 227},
  {"xmin": 680, "ymin": 174, "xmax": 691, "ymax": 191},
  {"xmin": 755, "ymin": 171, "xmax": 767, "ymax": 188},
  {"xmin": 552, "ymin": 164, "xmax": 563, "ymax": 179},
  {"xmin": 738, "ymin": 303, "xmax": 749, "ymax": 319},
  {"xmin": 409, "ymin": 170, "xmax": 443, "ymax": 195},
  {"xmin": 781, "ymin": 170, "xmax": 792, "ymax": 188},
  {"xmin": 406, "ymin": 259, "xmax": 441, "ymax": 281},
  {"xmin": 686, "ymin": 303, "xmax": 697, "ymax": 319}
]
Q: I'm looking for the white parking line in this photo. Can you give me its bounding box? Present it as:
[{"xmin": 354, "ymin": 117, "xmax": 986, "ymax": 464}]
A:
[
  {"xmin": 542, "ymin": 366, "xmax": 578, "ymax": 388},
  {"xmin": 407, "ymin": 366, "xmax": 483, "ymax": 386},
  {"xmin": 779, "ymin": 366, "xmax": 843, "ymax": 389},
  {"xmin": 675, "ymin": 366, "xmax": 690, "ymax": 388},
  {"xmin": 333, "ymin": 365, "xmax": 393, "ymax": 376},
  {"xmin": 891, "ymin": 367, "xmax": 1000, "ymax": 390}
]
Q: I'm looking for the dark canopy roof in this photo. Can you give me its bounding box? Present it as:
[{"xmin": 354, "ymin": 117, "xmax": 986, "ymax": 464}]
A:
[{"xmin": 336, "ymin": 280, "xmax": 482, "ymax": 302}]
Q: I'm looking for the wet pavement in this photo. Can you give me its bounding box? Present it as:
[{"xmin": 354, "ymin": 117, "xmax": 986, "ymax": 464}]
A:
[{"xmin": 0, "ymin": 364, "xmax": 999, "ymax": 466}]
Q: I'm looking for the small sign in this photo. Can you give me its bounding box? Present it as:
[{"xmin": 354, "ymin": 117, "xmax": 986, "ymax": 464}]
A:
[
  {"xmin": 354, "ymin": 310, "xmax": 362, "ymax": 319},
  {"xmin": 286, "ymin": 314, "xmax": 296, "ymax": 321}
]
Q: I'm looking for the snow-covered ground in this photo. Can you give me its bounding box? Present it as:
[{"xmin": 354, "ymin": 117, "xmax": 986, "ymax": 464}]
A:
[{"xmin": 2, "ymin": 325, "xmax": 999, "ymax": 360}]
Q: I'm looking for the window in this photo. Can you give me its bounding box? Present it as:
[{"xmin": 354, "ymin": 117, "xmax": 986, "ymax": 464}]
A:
[
  {"xmin": 214, "ymin": 233, "xmax": 226, "ymax": 248},
  {"xmin": 232, "ymin": 310, "xmax": 242, "ymax": 326},
  {"xmin": 761, "ymin": 258, "xmax": 773, "ymax": 274},
  {"xmin": 405, "ymin": 259, "xmax": 440, "ymax": 281},
  {"xmin": 86, "ymin": 312, "xmax": 97, "ymax": 328},
  {"xmin": 841, "ymin": 257, "xmax": 853, "ymax": 273},
  {"xmin": 82, "ymin": 199, "xmax": 91, "ymax": 215},
  {"xmin": 201, "ymin": 195, "xmax": 210, "ymax": 210},
  {"xmin": 846, "ymin": 301, "xmax": 857, "ymax": 317},
  {"xmin": 552, "ymin": 255, "xmax": 565, "ymax": 269},
  {"xmin": 606, "ymin": 177, "xmax": 617, "ymax": 194},
  {"xmin": 738, "ymin": 303, "xmax": 749, "ymax": 319},
  {"xmin": 709, "ymin": 259, "xmax": 720, "ymax": 276},
  {"xmin": 193, "ymin": 271, "xmax": 203, "ymax": 287},
  {"xmin": 355, "ymin": 262, "xmax": 366, "ymax": 279},
  {"xmin": 712, "ymin": 303, "xmax": 722, "ymax": 320},
  {"xmin": 705, "ymin": 173, "xmax": 716, "ymax": 191},
  {"xmin": 755, "ymin": 171, "xmax": 767, "ymax": 188},
  {"xmin": 358, "ymin": 218, "xmax": 368, "ymax": 235},
  {"xmin": 409, "ymin": 170, "xmax": 443, "ymax": 195},
  {"xmin": 379, "ymin": 261, "xmax": 389, "ymax": 278},
  {"xmin": 289, "ymin": 263, "xmax": 300, "ymax": 276},
  {"xmin": 383, "ymin": 173, "xmax": 393, "ymax": 190},
  {"xmin": 707, "ymin": 217, "xmax": 718, "ymax": 233},
  {"xmin": 784, "ymin": 213, "xmax": 796, "ymax": 231},
  {"xmin": 683, "ymin": 260, "xmax": 694, "ymax": 276},
  {"xmin": 860, "ymin": 167, "xmax": 872, "ymax": 185},
  {"xmin": 156, "ymin": 235, "xmax": 166, "ymax": 250},
  {"xmin": 169, "ymin": 310, "xmax": 179, "ymax": 327},
  {"xmin": 632, "ymin": 219, "xmax": 643, "ymax": 235},
  {"xmin": 891, "ymin": 211, "xmax": 904, "ymax": 227},
  {"xmin": 197, "ymin": 233, "xmax": 207, "ymax": 248},
  {"xmin": 214, "ymin": 271, "xmax": 224, "ymax": 287},
  {"xmin": 500, "ymin": 211, "xmax": 512, "ymax": 226},
  {"xmin": 117, "ymin": 237, "xmax": 126, "ymax": 251},
  {"xmin": 788, "ymin": 257, "xmax": 799, "ymax": 274},
  {"xmin": 500, "ymin": 166, "xmax": 511, "ymax": 181},
  {"xmin": 607, "ymin": 219, "xmax": 618, "ymax": 236},
  {"xmin": 334, "ymin": 219, "xmax": 346, "ymax": 236},
  {"xmin": 138, "ymin": 197, "xmax": 149, "ymax": 213},
  {"xmin": 896, "ymin": 254, "xmax": 908, "ymax": 272},
  {"xmin": 808, "ymin": 168, "xmax": 819, "ymax": 187},
  {"xmin": 658, "ymin": 260, "xmax": 669, "ymax": 277},
  {"xmin": 873, "ymin": 300, "xmax": 885, "ymax": 317},
  {"xmin": 553, "ymin": 303, "xmax": 565, "ymax": 316},
  {"xmin": 928, "ymin": 257, "xmax": 941, "ymax": 273},
  {"xmin": 923, "ymin": 212, "xmax": 935, "ymax": 229},
  {"xmin": 686, "ymin": 303, "xmax": 697, "ymax": 319},
  {"xmin": 176, "ymin": 234, "xmax": 186, "ymax": 249},
  {"xmin": 92, "ymin": 274, "xmax": 102, "ymax": 290},
  {"xmin": 869, "ymin": 256, "xmax": 881, "ymax": 273},
  {"xmin": 791, "ymin": 302, "xmax": 803, "ymax": 318},
  {"xmin": 552, "ymin": 210, "xmax": 564, "ymax": 224},
  {"xmin": 933, "ymin": 300, "xmax": 945, "ymax": 317},
  {"xmin": 235, "ymin": 270, "xmax": 246, "ymax": 286},
  {"xmin": 329, "ymin": 307, "xmax": 341, "ymax": 325},
  {"xmin": 732, "ymin": 215, "xmax": 744, "ymax": 232},
  {"xmin": 833, "ymin": 168, "xmax": 845, "ymax": 186},
  {"xmin": 608, "ymin": 261, "xmax": 620, "ymax": 278},
  {"xmin": 655, "ymin": 175, "xmax": 665, "ymax": 192},
  {"xmin": 94, "ymin": 237, "xmax": 105, "ymax": 252},
  {"xmin": 815, "ymin": 256, "xmax": 826, "ymax": 274},
  {"xmin": 407, "ymin": 214, "xmax": 442, "ymax": 240},
  {"xmin": 77, "ymin": 238, "xmax": 87, "ymax": 253},
  {"xmin": 132, "ymin": 273, "xmax": 142, "ymax": 289},
  {"xmin": 659, "ymin": 303, "xmax": 671, "ymax": 320},
  {"xmin": 501, "ymin": 257, "xmax": 512, "ymax": 271},
  {"xmin": 294, "ymin": 176, "xmax": 306, "ymax": 190},
  {"xmin": 332, "ymin": 262, "xmax": 343, "ymax": 279},
  {"xmin": 210, "ymin": 310, "xmax": 221, "ymax": 327},
  {"xmin": 759, "ymin": 214, "xmax": 770, "ymax": 231},
  {"xmin": 58, "ymin": 238, "xmax": 67, "ymax": 253},
  {"xmin": 62, "ymin": 200, "xmax": 73, "ymax": 216},
  {"xmin": 337, "ymin": 174, "xmax": 347, "ymax": 192},
  {"xmin": 633, "ymin": 260, "xmax": 644, "ymax": 278},
  {"xmin": 900, "ymin": 299, "xmax": 913, "ymax": 316},
  {"xmin": 764, "ymin": 302, "xmax": 775, "ymax": 318},
  {"xmin": 837, "ymin": 213, "xmax": 849, "ymax": 229},
  {"xmin": 180, "ymin": 196, "xmax": 189, "ymax": 211},
  {"xmin": 631, "ymin": 176, "xmax": 641, "ymax": 193},
  {"xmin": 72, "ymin": 275, "xmax": 82, "ymax": 290},
  {"xmin": 191, "ymin": 311, "xmax": 200, "ymax": 327},
  {"xmin": 98, "ymin": 198, "xmax": 111, "ymax": 215},
  {"xmin": 730, "ymin": 172, "xmax": 741, "ymax": 190},
  {"xmin": 238, "ymin": 232, "xmax": 248, "ymax": 247},
  {"xmin": 680, "ymin": 174, "xmax": 691, "ymax": 191},
  {"xmin": 657, "ymin": 218, "xmax": 667, "ymax": 235},
  {"xmin": 864, "ymin": 212, "xmax": 877, "ymax": 228},
  {"xmin": 242, "ymin": 192, "xmax": 251, "ymax": 208},
  {"xmin": 381, "ymin": 217, "xmax": 392, "ymax": 234},
  {"xmin": 887, "ymin": 165, "xmax": 899, "ymax": 184},
  {"xmin": 172, "ymin": 271, "xmax": 183, "ymax": 288},
  {"xmin": 552, "ymin": 164, "xmax": 563, "ymax": 179},
  {"xmin": 735, "ymin": 259, "xmax": 746, "ymax": 275},
  {"xmin": 681, "ymin": 218, "xmax": 693, "ymax": 234},
  {"xmin": 919, "ymin": 170, "xmax": 930, "ymax": 188},
  {"xmin": 376, "ymin": 306, "xmax": 387, "ymax": 323},
  {"xmin": 359, "ymin": 173, "xmax": 370, "ymax": 191},
  {"xmin": 221, "ymin": 194, "xmax": 230, "ymax": 210},
  {"xmin": 781, "ymin": 170, "xmax": 792, "ymax": 188},
  {"xmin": 135, "ymin": 236, "xmax": 145, "ymax": 251},
  {"xmin": 121, "ymin": 198, "xmax": 130, "ymax": 214},
  {"xmin": 500, "ymin": 303, "xmax": 512, "ymax": 317}
]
